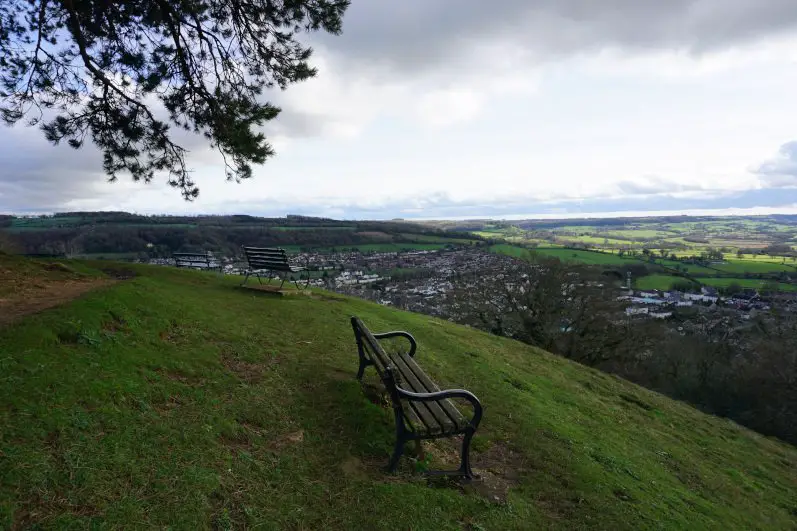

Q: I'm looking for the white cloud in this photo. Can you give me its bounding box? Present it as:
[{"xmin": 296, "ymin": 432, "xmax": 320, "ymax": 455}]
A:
[
  {"xmin": 754, "ymin": 141, "xmax": 797, "ymax": 188},
  {"xmin": 4, "ymin": 1, "xmax": 797, "ymax": 217}
]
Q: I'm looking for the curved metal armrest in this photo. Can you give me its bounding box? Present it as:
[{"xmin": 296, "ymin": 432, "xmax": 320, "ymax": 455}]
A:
[
  {"xmin": 396, "ymin": 387, "xmax": 483, "ymax": 429},
  {"xmin": 373, "ymin": 331, "xmax": 417, "ymax": 357}
]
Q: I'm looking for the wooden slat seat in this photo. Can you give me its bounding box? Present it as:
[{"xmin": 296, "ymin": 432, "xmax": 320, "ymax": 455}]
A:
[
  {"xmin": 240, "ymin": 246, "xmax": 309, "ymax": 289},
  {"xmin": 350, "ymin": 316, "xmax": 482, "ymax": 478}
]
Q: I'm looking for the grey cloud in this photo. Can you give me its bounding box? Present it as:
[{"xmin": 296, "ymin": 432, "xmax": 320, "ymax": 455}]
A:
[
  {"xmin": 615, "ymin": 176, "xmax": 705, "ymax": 195},
  {"xmin": 0, "ymin": 127, "xmax": 109, "ymax": 213},
  {"xmin": 148, "ymin": 185, "xmax": 797, "ymax": 220},
  {"xmin": 754, "ymin": 141, "xmax": 797, "ymax": 188},
  {"xmin": 317, "ymin": 0, "xmax": 797, "ymax": 72}
]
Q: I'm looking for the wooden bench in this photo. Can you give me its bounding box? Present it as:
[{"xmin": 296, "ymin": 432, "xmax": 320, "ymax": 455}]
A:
[
  {"xmin": 241, "ymin": 246, "xmax": 310, "ymax": 290},
  {"xmin": 350, "ymin": 316, "xmax": 482, "ymax": 478},
  {"xmin": 173, "ymin": 252, "xmax": 221, "ymax": 271}
]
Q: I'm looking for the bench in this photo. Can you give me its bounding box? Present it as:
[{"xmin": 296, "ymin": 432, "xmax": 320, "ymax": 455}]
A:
[
  {"xmin": 350, "ymin": 316, "xmax": 482, "ymax": 478},
  {"xmin": 241, "ymin": 246, "xmax": 310, "ymax": 290},
  {"xmin": 173, "ymin": 252, "xmax": 221, "ymax": 271}
]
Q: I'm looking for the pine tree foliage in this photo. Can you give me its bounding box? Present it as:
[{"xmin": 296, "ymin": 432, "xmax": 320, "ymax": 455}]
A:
[{"xmin": 0, "ymin": 0, "xmax": 349, "ymax": 198}]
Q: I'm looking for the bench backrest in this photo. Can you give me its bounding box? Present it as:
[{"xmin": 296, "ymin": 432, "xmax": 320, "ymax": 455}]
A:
[
  {"xmin": 351, "ymin": 316, "xmax": 389, "ymax": 371},
  {"xmin": 174, "ymin": 252, "xmax": 218, "ymax": 269},
  {"xmin": 242, "ymin": 246, "xmax": 293, "ymax": 271}
]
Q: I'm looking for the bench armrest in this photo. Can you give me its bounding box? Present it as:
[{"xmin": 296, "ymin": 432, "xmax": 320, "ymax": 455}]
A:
[
  {"xmin": 372, "ymin": 331, "xmax": 417, "ymax": 357},
  {"xmin": 396, "ymin": 387, "xmax": 483, "ymax": 430}
]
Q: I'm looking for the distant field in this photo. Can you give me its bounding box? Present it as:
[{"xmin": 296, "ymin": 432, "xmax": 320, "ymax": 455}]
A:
[
  {"xmin": 635, "ymin": 275, "xmax": 688, "ymax": 291},
  {"xmin": 712, "ymin": 260, "xmax": 796, "ymax": 274},
  {"xmin": 473, "ymin": 231, "xmax": 509, "ymax": 239},
  {"xmin": 647, "ymin": 259, "xmax": 719, "ymax": 275},
  {"xmin": 316, "ymin": 243, "xmax": 449, "ymax": 253},
  {"xmin": 606, "ymin": 229, "xmax": 673, "ymax": 239},
  {"xmin": 270, "ymin": 226, "xmax": 357, "ymax": 231},
  {"xmin": 635, "ymin": 274, "xmax": 797, "ymax": 292},
  {"xmin": 488, "ymin": 244, "xmax": 531, "ymax": 258},
  {"xmin": 556, "ymin": 235, "xmax": 635, "ymax": 246},
  {"xmin": 10, "ymin": 216, "xmax": 84, "ymax": 228},
  {"xmin": 534, "ymin": 248, "xmax": 634, "ymax": 265},
  {"xmin": 708, "ymin": 239, "xmax": 773, "ymax": 249},
  {"xmin": 398, "ymin": 233, "xmax": 476, "ymax": 244},
  {"xmin": 701, "ymin": 278, "xmax": 797, "ymax": 292}
]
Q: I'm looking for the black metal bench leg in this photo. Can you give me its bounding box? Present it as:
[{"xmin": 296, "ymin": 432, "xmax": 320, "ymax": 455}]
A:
[
  {"xmin": 356, "ymin": 358, "xmax": 372, "ymax": 380},
  {"xmin": 388, "ymin": 436, "xmax": 406, "ymax": 472},
  {"xmin": 241, "ymin": 272, "xmax": 250, "ymax": 286},
  {"xmin": 459, "ymin": 429, "xmax": 476, "ymax": 479}
]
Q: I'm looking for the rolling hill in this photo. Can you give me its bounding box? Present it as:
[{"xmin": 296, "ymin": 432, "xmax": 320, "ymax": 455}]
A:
[{"xmin": 1, "ymin": 255, "xmax": 796, "ymax": 529}]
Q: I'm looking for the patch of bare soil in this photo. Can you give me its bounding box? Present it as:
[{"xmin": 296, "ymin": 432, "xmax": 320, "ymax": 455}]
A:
[
  {"xmin": 0, "ymin": 277, "xmax": 115, "ymax": 327},
  {"xmin": 268, "ymin": 429, "xmax": 305, "ymax": 452},
  {"xmin": 465, "ymin": 442, "xmax": 527, "ymax": 504},
  {"xmin": 424, "ymin": 439, "xmax": 526, "ymax": 504},
  {"xmin": 221, "ymin": 353, "xmax": 265, "ymax": 383}
]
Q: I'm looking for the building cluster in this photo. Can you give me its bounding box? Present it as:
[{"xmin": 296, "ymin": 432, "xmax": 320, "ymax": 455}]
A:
[
  {"xmin": 617, "ymin": 285, "xmax": 793, "ymax": 321},
  {"xmin": 147, "ymin": 247, "xmax": 797, "ymax": 331}
]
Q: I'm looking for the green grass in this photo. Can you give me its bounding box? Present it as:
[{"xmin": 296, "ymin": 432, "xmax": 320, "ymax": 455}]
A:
[
  {"xmin": 634, "ymin": 273, "xmax": 797, "ymax": 292},
  {"xmin": 556, "ymin": 235, "xmax": 635, "ymax": 246},
  {"xmin": 700, "ymin": 277, "xmax": 797, "ymax": 292},
  {"xmin": 1, "ymin": 257, "xmax": 796, "ymax": 529},
  {"xmin": 398, "ymin": 233, "xmax": 476, "ymax": 245},
  {"xmin": 74, "ymin": 252, "xmax": 142, "ymax": 260},
  {"xmin": 634, "ymin": 274, "xmax": 689, "ymax": 291},
  {"xmin": 270, "ymin": 226, "xmax": 357, "ymax": 231},
  {"xmin": 644, "ymin": 258, "xmax": 719, "ymax": 275},
  {"xmin": 603, "ymin": 229, "xmax": 673, "ymax": 239},
  {"xmin": 533, "ymin": 248, "xmax": 635, "ymax": 266},
  {"xmin": 346, "ymin": 243, "xmax": 450, "ymax": 253},
  {"xmin": 712, "ymin": 260, "xmax": 796, "ymax": 274},
  {"xmin": 488, "ymin": 243, "xmax": 531, "ymax": 258}
]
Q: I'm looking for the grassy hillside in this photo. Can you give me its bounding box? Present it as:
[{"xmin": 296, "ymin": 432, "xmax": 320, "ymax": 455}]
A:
[{"xmin": 1, "ymin": 257, "xmax": 796, "ymax": 529}]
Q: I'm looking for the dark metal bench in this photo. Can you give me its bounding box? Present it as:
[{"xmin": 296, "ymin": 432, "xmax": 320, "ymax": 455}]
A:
[
  {"xmin": 241, "ymin": 246, "xmax": 310, "ymax": 290},
  {"xmin": 173, "ymin": 252, "xmax": 221, "ymax": 271},
  {"xmin": 350, "ymin": 316, "xmax": 482, "ymax": 478}
]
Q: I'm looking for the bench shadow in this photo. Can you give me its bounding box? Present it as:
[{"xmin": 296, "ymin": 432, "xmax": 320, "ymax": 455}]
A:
[
  {"xmin": 235, "ymin": 284, "xmax": 287, "ymax": 297},
  {"xmin": 293, "ymin": 370, "xmax": 398, "ymax": 471}
]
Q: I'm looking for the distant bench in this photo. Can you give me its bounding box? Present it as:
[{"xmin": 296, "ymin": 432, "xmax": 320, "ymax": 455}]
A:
[
  {"xmin": 350, "ymin": 316, "xmax": 482, "ymax": 478},
  {"xmin": 241, "ymin": 246, "xmax": 310, "ymax": 290},
  {"xmin": 173, "ymin": 252, "xmax": 221, "ymax": 271}
]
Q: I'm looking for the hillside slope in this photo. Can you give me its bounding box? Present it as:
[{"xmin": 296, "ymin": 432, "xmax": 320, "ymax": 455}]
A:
[{"xmin": 1, "ymin": 256, "xmax": 796, "ymax": 529}]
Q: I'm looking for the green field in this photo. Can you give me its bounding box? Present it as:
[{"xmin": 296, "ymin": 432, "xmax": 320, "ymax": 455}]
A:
[
  {"xmin": 645, "ymin": 258, "xmax": 719, "ymax": 275},
  {"xmin": 344, "ymin": 243, "xmax": 449, "ymax": 253},
  {"xmin": 398, "ymin": 233, "xmax": 476, "ymax": 244},
  {"xmin": 556, "ymin": 235, "xmax": 635, "ymax": 246},
  {"xmin": 534, "ymin": 248, "xmax": 635, "ymax": 266},
  {"xmin": 1, "ymin": 256, "xmax": 796, "ymax": 528},
  {"xmin": 701, "ymin": 277, "xmax": 797, "ymax": 292},
  {"xmin": 477, "ymin": 216, "xmax": 797, "ymax": 279},
  {"xmin": 602, "ymin": 229, "xmax": 672, "ymax": 239},
  {"xmin": 633, "ymin": 274, "xmax": 685, "ymax": 291},
  {"xmin": 270, "ymin": 226, "xmax": 357, "ymax": 231},
  {"xmin": 488, "ymin": 243, "xmax": 532, "ymax": 258},
  {"xmin": 634, "ymin": 274, "xmax": 797, "ymax": 292},
  {"xmin": 712, "ymin": 260, "xmax": 796, "ymax": 274}
]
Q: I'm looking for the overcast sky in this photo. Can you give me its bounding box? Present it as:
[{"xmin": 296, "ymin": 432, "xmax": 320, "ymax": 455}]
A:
[{"xmin": 4, "ymin": 0, "xmax": 797, "ymax": 219}]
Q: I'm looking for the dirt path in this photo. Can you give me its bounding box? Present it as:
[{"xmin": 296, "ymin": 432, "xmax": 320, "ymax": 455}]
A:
[{"xmin": 0, "ymin": 262, "xmax": 117, "ymax": 327}]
